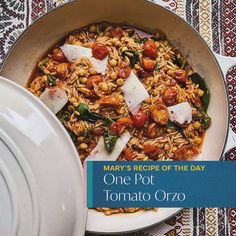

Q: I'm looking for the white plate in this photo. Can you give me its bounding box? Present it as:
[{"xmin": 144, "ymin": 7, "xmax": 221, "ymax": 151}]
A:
[{"xmin": 0, "ymin": 77, "xmax": 87, "ymax": 236}]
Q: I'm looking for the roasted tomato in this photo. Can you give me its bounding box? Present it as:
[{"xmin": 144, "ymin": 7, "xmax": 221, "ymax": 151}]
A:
[
  {"xmin": 117, "ymin": 66, "xmax": 131, "ymax": 78},
  {"xmin": 162, "ymin": 87, "xmax": 178, "ymax": 106},
  {"xmin": 187, "ymin": 146, "xmax": 199, "ymax": 159},
  {"xmin": 142, "ymin": 40, "xmax": 157, "ymax": 59},
  {"xmin": 142, "ymin": 58, "xmax": 157, "ymax": 72},
  {"xmin": 99, "ymin": 95, "xmax": 123, "ymax": 107},
  {"xmin": 174, "ymin": 145, "xmax": 199, "ymax": 161},
  {"xmin": 173, "ymin": 146, "xmax": 187, "ymax": 161},
  {"xmin": 116, "ymin": 117, "xmax": 134, "ymax": 128},
  {"xmin": 193, "ymin": 97, "xmax": 201, "ymax": 108},
  {"xmin": 109, "ymin": 117, "xmax": 133, "ymax": 135},
  {"xmin": 52, "ymin": 48, "xmax": 67, "ymax": 62},
  {"xmin": 132, "ymin": 111, "xmax": 147, "ymax": 128},
  {"xmin": 109, "ymin": 122, "xmax": 126, "ymax": 135},
  {"xmin": 137, "ymin": 69, "xmax": 154, "ymax": 79},
  {"xmin": 150, "ymin": 101, "xmax": 169, "ymax": 125},
  {"xmin": 92, "ymin": 127, "xmax": 104, "ymax": 136},
  {"xmin": 109, "ymin": 27, "xmax": 124, "ymax": 39},
  {"xmin": 123, "ymin": 147, "xmax": 134, "ymax": 161},
  {"xmin": 92, "ymin": 43, "xmax": 109, "ymax": 60},
  {"xmin": 55, "ymin": 63, "xmax": 69, "ymax": 80},
  {"xmin": 173, "ymin": 69, "xmax": 187, "ymax": 83},
  {"xmin": 87, "ymin": 75, "xmax": 103, "ymax": 88},
  {"xmin": 143, "ymin": 143, "xmax": 161, "ymax": 159},
  {"xmin": 146, "ymin": 123, "xmax": 164, "ymax": 139}
]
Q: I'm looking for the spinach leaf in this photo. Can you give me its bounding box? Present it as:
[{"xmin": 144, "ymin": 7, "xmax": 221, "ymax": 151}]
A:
[
  {"xmin": 172, "ymin": 55, "xmax": 183, "ymax": 67},
  {"xmin": 77, "ymin": 103, "xmax": 89, "ymax": 115},
  {"xmin": 76, "ymin": 103, "xmax": 105, "ymax": 123},
  {"xmin": 103, "ymin": 128, "xmax": 119, "ymax": 152},
  {"xmin": 155, "ymin": 63, "xmax": 160, "ymax": 72},
  {"xmin": 57, "ymin": 112, "xmax": 70, "ymax": 123},
  {"xmin": 122, "ymin": 50, "xmax": 140, "ymax": 67},
  {"xmin": 190, "ymin": 73, "xmax": 210, "ymax": 111},
  {"xmin": 200, "ymin": 113, "xmax": 211, "ymax": 129},
  {"xmin": 46, "ymin": 74, "xmax": 57, "ymax": 86},
  {"xmin": 193, "ymin": 109, "xmax": 211, "ymax": 129},
  {"xmin": 98, "ymin": 22, "xmax": 109, "ymax": 32},
  {"xmin": 66, "ymin": 129, "xmax": 78, "ymax": 144},
  {"xmin": 38, "ymin": 57, "xmax": 49, "ymax": 70},
  {"xmin": 139, "ymin": 37, "xmax": 148, "ymax": 44}
]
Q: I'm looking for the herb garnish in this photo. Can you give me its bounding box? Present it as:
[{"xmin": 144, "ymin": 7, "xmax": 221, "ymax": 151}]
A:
[
  {"xmin": 122, "ymin": 50, "xmax": 140, "ymax": 67},
  {"xmin": 190, "ymin": 73, "xmax": 210, "ymax": 112},
  {"xmin": 76, "ymin": 103, "xmax": 105, "ymax": 123},
  {"xmin": 139, "ymin": 37, "xmax": 148, "ymax": 44},
  {"xmin": 38, "ymin": 57, "xmax": 49, "ymax": 70},
  {"xmin": 193, "ymin": 109, "xmax": 211, "ymax": 129},
  {"xmin": 46, "ymin": 74, "xmax": 57, "ymax": 86},
  {"xmin": 155, "ymin": 63, "xmax": 160, "ymax": 72},
  {"xmin": 76, "ymin": 103, "xmax": 123, "ymax": 152},
  {"xmin": 166, "ymin": 120, "xmax": 192, "ymax": 144},
  {"xmin": 103, "ymin": 128, "xmax": 119, "ymax": 153}
]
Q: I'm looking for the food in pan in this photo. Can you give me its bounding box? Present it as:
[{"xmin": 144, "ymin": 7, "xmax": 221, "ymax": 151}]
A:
[{"xmin": 27, "ymin": 22, "xmax": 211, "ymax": 215}]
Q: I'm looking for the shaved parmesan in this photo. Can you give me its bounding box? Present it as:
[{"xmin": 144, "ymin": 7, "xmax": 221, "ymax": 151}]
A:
[
  {"xmin": 40, "ymin": 87, "xmax": 68, "ymax": 114},
  {"xmin": 122, "ymin": 71, "xmax": 149, "ymax": 114},
  {"xmin": 86, "ymin": 131, "xmax": 131, "ymax": 161},
  {"xmin": 60, "ymin": 44, "xmax": 108, "ymax": 74},
  {"xmin": 167, "ymin": 102, "xmax": 192, "ymax": 125}
]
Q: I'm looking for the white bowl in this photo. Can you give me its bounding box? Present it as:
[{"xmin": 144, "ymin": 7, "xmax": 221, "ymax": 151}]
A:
[{"xmin": 0, "ymin": 77, "xmax": 87, "ymax": 236}]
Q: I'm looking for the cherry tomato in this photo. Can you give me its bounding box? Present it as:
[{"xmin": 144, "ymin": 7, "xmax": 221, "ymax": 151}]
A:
[
  {"xmin": 142, "ymin": 58, "xmax": 157, "ymax": 72},
  {"xmin": 142, "ymin": 40, "xmax": 157, "ymax": 59},
  {"xmin": 123, "ymin": 147, "xmax": 134, "ymax": 161},
  {"xmin": 109, "ymin": 122, "xmax": 126, "ymax": 135},
  {"xmin": 110, "ymin": 27, "xmax": 123, "ymax": 39},
  {"xmin": 150, "ymin": 101, "xmax": 169, "ymax": 125},
  {"xmin": 87, "ymin": 75, "xmax": 103, "ymax": 88},
  {"xmin": 116, "ymin": 117, "xmax": 134, "ymax": 128},
  {"xmin": 173, "ymin": 69, "xmax": 187, "ymax": 83},
  {"xmin": 117, "ymin": 66, "xmax": 131, "ymax": 78},
  {"xmin": 92, "ymin": 127, "xmax": 104, "ymax": 136},
  {"xmin": 52, "ymin": 48, "xmax": 67, "ymax": 62},
  {"xmin": 99, "ymin": 95, "xmax": 123, "ymax": 107},
  {"xmin": 187, "ymin": 146, "xmax": 199, "ymax": 159},
  {"xmin": 132, "ymin": 111, "xmax": 147, "ymax": 128},
  {"xmin": 143, "ymin": 143, "xmax": 160, "ymax": 159},
  {"xmin": 55, "ymin": 63, "xmax": 69, "ymax": 80},
  {"xmin": 92, "ymin": 43, "xmax": 109, "ymax": 60},
  {"xmin": 137, "ymin": 69, "xmax": 154, "ymax": 79},
  {"xmin": 193, "ymin": 97, "xmax": 201, "ymax": 108},
  {"xmin": 162, "ymin": 87, "xmax": 178, "ymax": 106},
  {"xmin": 173, "ymin": 146, "xmax": 187, "ymax": 161},
  {"xmin": 109, "ymin": 117, "xmax": 133, "ymax": 135}
]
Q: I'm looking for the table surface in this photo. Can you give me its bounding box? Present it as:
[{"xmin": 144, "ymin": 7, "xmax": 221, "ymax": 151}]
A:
[{"xmin": 0, "ymin": 0, "xmax": 236, "ymax": 235}]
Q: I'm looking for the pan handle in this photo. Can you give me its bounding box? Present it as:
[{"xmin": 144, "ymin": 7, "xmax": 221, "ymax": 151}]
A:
[{"xmin": 214, "ymin": 52, "xmax": 236, "ymax": 155}]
